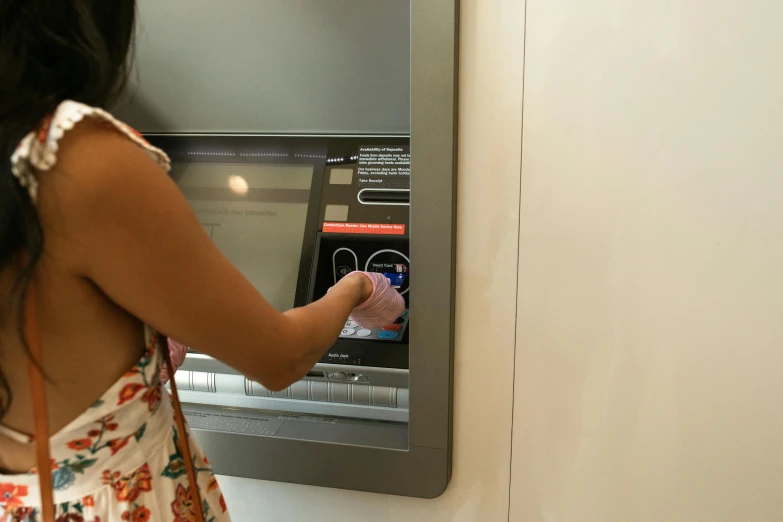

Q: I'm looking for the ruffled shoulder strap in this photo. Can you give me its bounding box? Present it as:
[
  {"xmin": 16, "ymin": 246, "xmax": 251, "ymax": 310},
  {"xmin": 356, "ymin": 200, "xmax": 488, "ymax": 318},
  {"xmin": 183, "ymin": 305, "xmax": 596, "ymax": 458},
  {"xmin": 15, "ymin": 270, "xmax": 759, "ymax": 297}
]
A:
[{"xmin": 10, "ymin": 100, "xmax": 171, "ymax": 202}]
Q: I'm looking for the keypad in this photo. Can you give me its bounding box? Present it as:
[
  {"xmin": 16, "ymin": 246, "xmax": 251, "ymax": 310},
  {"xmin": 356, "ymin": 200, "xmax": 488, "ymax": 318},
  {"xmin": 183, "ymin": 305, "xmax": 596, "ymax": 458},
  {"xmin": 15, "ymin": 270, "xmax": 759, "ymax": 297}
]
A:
[{"xmin": 339, "ymin": 310, "xmax": 409, "ymax": 342}]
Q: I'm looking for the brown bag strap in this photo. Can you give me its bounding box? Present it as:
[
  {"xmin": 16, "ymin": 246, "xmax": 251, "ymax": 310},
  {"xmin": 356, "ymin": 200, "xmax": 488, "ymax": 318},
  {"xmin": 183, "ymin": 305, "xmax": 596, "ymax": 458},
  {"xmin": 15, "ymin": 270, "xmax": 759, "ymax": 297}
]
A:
[
  {"xmin": 25, "ymin": 284, "xmax": 204, "ymax": 522},
  {"xmin": 24, "ymin": 283, "xmax": 56, "ymax": 522},
  {"xmin": 161, "ymin": 336, "xmax": 205, "ymax": 522}
]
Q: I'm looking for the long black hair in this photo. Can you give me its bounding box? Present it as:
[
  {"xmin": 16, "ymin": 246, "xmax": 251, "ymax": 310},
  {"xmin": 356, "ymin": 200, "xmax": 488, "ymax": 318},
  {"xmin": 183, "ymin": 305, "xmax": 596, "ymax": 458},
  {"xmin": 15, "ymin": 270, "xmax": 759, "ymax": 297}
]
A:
[{"xmin": 0, "ymin": 0, "xmax": 137, "ymax": 420}]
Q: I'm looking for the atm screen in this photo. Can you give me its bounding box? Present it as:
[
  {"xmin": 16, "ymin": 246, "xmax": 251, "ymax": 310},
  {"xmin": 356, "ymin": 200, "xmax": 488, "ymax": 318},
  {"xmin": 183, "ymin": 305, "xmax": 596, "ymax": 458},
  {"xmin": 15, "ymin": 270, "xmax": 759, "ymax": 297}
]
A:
[
  {"xmin": 382, "ymin": 273, "xmax": 407, "ymax": 289},
  {"xmin": 172, "ymin": 162, "xmax": 314, "ymax": 312}
]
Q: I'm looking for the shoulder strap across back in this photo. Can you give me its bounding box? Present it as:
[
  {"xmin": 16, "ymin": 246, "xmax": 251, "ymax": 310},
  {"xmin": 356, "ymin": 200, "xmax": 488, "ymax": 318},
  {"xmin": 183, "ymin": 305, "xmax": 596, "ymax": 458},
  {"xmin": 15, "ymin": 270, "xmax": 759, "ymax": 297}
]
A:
[{"xmin": 24, "ymin": 280, "xmax": 204, "ymax": 522}]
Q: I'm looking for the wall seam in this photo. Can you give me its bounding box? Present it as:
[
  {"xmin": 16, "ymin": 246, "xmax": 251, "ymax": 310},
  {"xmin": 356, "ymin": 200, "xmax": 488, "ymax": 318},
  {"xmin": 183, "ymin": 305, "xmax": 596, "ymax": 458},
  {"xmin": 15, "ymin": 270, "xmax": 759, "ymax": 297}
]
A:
[{"xmin": 508, "ymin": 0, "xmax": 529, "ymax": 519}]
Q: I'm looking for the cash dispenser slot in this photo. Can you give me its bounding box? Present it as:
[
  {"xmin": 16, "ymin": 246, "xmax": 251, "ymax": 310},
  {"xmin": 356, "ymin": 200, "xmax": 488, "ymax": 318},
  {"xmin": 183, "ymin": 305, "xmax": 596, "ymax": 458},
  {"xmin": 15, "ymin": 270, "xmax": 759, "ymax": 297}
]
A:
[
  {"xmin": 357, "ymin": 188, "xmax": 410, "ymax": 205},
  {"xmin": 172, "ymin": 371, "xmax": 409, "ymax": 425}
]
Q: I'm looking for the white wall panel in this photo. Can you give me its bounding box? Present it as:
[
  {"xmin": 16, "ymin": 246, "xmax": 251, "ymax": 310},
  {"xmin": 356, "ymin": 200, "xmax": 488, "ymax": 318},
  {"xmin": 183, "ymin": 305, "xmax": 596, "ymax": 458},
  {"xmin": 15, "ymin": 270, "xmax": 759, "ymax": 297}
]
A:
[{"xmin": 512, "ymin": 1, "xmax": 783, "ymax": 520}]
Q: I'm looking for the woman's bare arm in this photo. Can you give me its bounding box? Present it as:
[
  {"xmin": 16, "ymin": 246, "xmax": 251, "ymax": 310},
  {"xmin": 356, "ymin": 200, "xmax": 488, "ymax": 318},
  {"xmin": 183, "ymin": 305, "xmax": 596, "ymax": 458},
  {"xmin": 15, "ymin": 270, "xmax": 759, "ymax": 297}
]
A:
[{"xmin": 38, "ymin": 121, "xmax": 372, "ymax": 391}]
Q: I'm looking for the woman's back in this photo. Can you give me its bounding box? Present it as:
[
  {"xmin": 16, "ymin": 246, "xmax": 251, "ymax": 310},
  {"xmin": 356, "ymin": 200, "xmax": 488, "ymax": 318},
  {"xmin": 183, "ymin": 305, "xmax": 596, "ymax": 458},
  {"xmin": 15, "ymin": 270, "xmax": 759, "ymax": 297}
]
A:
[
  {"xmin": 0, "ymin": 326, "xmax": 226, "ymax": 521},
  {"xmin": 0, "ymin": 116, "xmax": 151, "ymax": 474},
  {"xmin": 0, "ymin": 102, "xmax": 230, "ymax": 521}
]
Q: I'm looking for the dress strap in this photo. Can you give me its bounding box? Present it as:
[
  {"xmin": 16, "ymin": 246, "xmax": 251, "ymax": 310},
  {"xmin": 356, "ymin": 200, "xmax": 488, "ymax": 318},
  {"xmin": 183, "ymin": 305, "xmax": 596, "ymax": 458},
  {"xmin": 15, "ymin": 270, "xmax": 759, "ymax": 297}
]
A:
[
  {"xmin": 21, "ymin": 287, "xmax": 205, "ymax": 522},
  {"xmin": 10, "ymin": 100, "xmax": 171, "ymax": 203}
]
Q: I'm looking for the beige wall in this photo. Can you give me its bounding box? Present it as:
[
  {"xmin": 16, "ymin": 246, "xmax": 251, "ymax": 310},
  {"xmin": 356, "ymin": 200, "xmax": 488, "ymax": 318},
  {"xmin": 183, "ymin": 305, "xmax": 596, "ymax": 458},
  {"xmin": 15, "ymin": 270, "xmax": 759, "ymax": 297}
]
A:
[
  {"xmin": 217, "ymin": 0, "xmax": 525, "ymax": 519},
  {"xmin": 511, "ymin": 0, "xmax": 783, "ymax": 520}
]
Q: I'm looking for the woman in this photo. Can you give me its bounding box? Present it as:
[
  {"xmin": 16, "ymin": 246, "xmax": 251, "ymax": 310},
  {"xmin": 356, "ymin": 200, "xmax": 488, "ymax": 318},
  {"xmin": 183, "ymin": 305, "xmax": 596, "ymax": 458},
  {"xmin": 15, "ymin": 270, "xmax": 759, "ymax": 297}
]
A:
[{"xmin": 0, "ymin": 2, "xmax": 404, "ymax": 520}]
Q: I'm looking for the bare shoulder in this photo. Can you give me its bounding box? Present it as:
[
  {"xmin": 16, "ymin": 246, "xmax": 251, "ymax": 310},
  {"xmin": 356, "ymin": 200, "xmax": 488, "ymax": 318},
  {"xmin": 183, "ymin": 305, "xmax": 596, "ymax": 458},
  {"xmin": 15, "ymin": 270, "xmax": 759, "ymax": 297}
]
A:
[
  {"xmin": 37, "ymin": 116, "xmax": 166, "ymax": 214},
  {"xmin": 34, "ymin": 115, "xmax": 181, "ymax": 274}
]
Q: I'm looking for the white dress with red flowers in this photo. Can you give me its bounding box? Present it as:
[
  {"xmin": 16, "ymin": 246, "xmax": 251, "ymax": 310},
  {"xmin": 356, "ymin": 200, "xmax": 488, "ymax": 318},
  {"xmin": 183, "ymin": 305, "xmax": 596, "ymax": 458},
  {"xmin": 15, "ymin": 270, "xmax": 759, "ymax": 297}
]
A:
[{"xmin": 0, "ymin": 101, "xmax": 231, "ymax": 522}]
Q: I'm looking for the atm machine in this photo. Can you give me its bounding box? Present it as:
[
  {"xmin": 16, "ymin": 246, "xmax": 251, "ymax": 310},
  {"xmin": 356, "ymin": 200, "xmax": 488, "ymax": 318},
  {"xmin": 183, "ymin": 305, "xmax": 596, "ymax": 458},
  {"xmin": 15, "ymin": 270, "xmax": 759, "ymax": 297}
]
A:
[{"xmin": 117, "ymin": 0, "xmax": 457, "ymax": 498}]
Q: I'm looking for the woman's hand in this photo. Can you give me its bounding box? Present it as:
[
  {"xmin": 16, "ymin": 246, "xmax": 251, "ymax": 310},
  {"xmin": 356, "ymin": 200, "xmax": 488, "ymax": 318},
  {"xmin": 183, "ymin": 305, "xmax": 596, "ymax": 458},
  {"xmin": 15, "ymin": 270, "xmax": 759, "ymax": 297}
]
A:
[{"xmin": 346, "ymin": 272, "xmax": 406, "ymax": 329}]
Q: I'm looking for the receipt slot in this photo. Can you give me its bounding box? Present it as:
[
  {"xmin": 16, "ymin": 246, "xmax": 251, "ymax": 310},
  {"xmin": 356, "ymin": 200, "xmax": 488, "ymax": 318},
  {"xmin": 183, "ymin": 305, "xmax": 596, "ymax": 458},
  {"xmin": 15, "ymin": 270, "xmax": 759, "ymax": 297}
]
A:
[{"xmin": 119, "ymin": 0, "xmax": 457, "ymax": 498}]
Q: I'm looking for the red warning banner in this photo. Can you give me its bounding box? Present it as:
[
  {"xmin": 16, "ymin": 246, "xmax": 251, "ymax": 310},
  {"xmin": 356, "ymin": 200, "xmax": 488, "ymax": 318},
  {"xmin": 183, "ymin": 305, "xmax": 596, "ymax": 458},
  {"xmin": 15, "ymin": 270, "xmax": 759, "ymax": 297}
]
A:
[{"xmin": 323, "ymin": 222, "xmax": 406, "ymax": 235}]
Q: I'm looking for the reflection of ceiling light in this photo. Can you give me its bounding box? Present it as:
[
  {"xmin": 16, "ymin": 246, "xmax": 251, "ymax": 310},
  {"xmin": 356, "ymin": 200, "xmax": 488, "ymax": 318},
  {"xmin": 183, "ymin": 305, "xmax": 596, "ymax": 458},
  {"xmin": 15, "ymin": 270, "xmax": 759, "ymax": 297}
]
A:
[{"xmin": 228, "ymin": 175, "xmax": 249, "ymax": 195}]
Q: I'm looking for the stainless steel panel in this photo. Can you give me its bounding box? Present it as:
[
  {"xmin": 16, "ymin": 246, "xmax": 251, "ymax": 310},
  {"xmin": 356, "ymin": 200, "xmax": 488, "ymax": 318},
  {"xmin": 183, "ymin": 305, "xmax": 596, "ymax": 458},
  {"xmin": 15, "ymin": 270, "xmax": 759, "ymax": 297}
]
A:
[
  {"xmin": 178, "ymin": 390, "xmax": 408, "ymax": 423},
  {"xmin": 116, "ymin": 0, "xmax": 410, "ymax": 134},
  {"xmin": 180, "ymin": 354, "xmax": 410, "ymax": 388},
  {"xmin": 408, "ymin": 0, "xmax": 458, "ymax": 455},
  {"xmin": 196, "ymin": 428, "xmax": 447, "ymax": 497}
]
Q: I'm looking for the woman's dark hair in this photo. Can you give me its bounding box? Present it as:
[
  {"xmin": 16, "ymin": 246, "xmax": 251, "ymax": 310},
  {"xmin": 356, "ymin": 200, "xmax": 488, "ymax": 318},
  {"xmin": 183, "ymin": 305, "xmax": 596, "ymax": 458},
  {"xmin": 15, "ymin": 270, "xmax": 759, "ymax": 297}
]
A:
[{"xmin": 0, "ymin": 0, "xmax": 137, "ymax": 420}]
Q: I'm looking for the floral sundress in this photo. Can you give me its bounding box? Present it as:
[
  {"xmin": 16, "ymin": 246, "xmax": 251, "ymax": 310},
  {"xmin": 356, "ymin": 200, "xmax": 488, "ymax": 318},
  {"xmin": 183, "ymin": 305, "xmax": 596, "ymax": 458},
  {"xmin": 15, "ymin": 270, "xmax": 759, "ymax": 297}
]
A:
[{"xmin": 0, "ymin": 101, "xmax": 231, "ymax": 522}]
